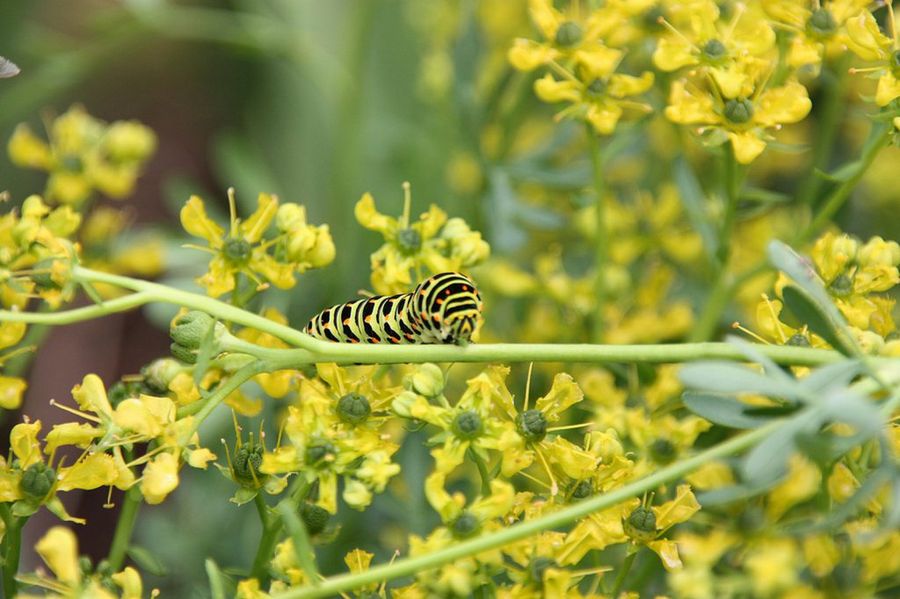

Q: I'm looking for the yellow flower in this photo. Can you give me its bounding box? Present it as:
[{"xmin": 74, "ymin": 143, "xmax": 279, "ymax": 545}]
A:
[
  {"xmin": 762, "ymin": 0, "xmax": 871, "ymax": 68},
  {"xmin": 508, "ymin": 0, "xmax": 611, "ymax": 72},
  {"xmin": 7, "ymin": 105, "xmax": 156, "ymax": 205},
  {"xmin": 356, "ymin": 184, "xmax": 489, "ymax": 294},
  {"xmin": 665, "ymin": 73, "xmax": 812, "ymax": 163},
  {"xmin": 181, "ymin": 190, "xmax": 295, "ymax": 297},
  {"xmin": 140, "ymin": 451, "xmax": 179, "ymax": 505},
  {"xmin": 653, "ymin": 0, "xmax": 775, "ymax": 87},
  {"xmin": 846, "ymin": 8, "xmax": 900, "ymax": 106}
]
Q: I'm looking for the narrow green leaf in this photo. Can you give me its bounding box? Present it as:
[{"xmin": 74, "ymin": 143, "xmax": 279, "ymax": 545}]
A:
[
  {"xmin": 782, "ymin": 285, "xmax": 856, "ymax": 356},
  {"xmin": 741, "ymin": 415, "xmax": 807, "ymax": 484},
  {"xmin": 682, "ymin": 392, "xmax": 771, "ymax": 429},
  {"xmin": 127, "ymin": 545, "xmax": 168, "ymax": 577},
  {"xmin": 205, "ymin": 558, "xmax": 227, "ymax": 599},
  {"xmin": 797, "ymin": 359, "xmax": 862, "ymax": 394},
  {"xmin": 679, "ymin": 361, "xmax": 797, "ymax": 399},
  {"xmin": 673, "ymin": 157, "xmax": 718, "ymax": 263}
]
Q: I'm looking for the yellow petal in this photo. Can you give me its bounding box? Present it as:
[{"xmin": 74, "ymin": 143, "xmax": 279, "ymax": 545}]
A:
[
  {"xmin": 241, "ymin": 192, "xmax": 279, "ymax": 243},
  {"xmin": 354, "ymin": 192, "xmax": 396, "ymax": 234},
  {"xmin": 754, "ymin": 80, "xmax": 812, "ymax": 126},
  {"xmin": 574, "ymin": 46, "xmax": 623, "ymax": 80},
  {"xmin": 664, "ymin": 80, "xmax": 717, "ymax": 124},
  {"xmin": 35, "ymin": 526, "xmax": 81, "ymax": 585},
  {"xmin": 653, "ymin": 36, "xmax": 697, "ymax": 71},
  {"xmin": 44, "ymin": 422, "xmax": 100, "ymax": 454},
  {"xmin": 845, "ymin": 11, "xmax": 891, "ymax": 61},
  {"xmin": 534, "ymin": 372, "xmax": 583, "ymax": 420},
  {"xmin": 57, "ymin": 453, "xmax": 118, "ymax": 491},
  {"xmin": 508, "ymin": 38, "xmax": 556, "ymax": 71},
  {"xmin": 181, "ymin": 195, "xmax": 224, "ymax": 246},
  {"xmin": 528, "ymin": 0, "xmax": 561, "ymax": 39},
  {"xmin": 647, "ymin": 539, "xmax": 684, "ymax": 570},
  {"xmin": 71, "ymin": 373, "xmax": 114, "ymax": 418},
  {"xmin": 727, "ymin": 131, "xmax": 767, "ymax": 164},
  {"xmin": 187, "ymin": 447, "xmax": 217, "ymax": 469},
  {"xmin": 653, "ymin": 484, "xmax": 700, "ymax": 529},
  {"xmin": 0, "ymin": 376, "xmax": 26, "ymax": 410},
  {"xmin": 140, "ymin": 452, "xmax": 180, "ymax": 504},
  {"xmin": 111, "ymin": 566, "xmax": 144, "ymax": 599},
  {"xmin": 10, "ymin": 420, "xmax": 42, "ymax": 468},
  {"xmin": 875, "ymin": 72, "xmax": 900, "ymax": 107},
  {"xmin": 0, "ymin": 321, "xmax": 26, "ymax": 350},
  {"xmin": 7, "ymin": 124, "xmax": 52, "ymax": 169},
  {"xmin": 608, "ymin": 72, "xmax": 654, "ymax": 97},
  {"xmin": 534, "ymin": 74, "xmax": 581, "ymax": 104}
]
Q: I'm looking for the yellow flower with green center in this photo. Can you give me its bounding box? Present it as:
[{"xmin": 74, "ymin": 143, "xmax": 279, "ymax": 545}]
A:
[
  {"xmin": 7, "ymin": 105, "xmax": 156, "ymax": 206},
  {"xmin": 356, "ymin": 182, "xmax": 489, "ymax": 294},
  {"xmin": 665, "ymin": 69, "xmax": 812, "ymax": 163},
  {"xmin": 508, "ymin": 0, "xmax": 612, "ymax": 73},
  {"xmin": 181, "ymin": 189, "xmax": 332, "ymax": 298},
  {"xmin": 653, "ymin": 0, "xmax": 776, "ymax": 93},
  {"xmin": 762, "ymin": 0, "xmax": 871, "ymax": 68},
  {"xmin": 846, "ymin": 6, "xmax": 900, "ymax": 106}
]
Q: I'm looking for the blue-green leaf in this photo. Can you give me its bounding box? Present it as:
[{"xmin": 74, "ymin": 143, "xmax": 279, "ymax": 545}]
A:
[{"xmin": 683, "ymin": 392, "xmax": 772, "ymax": 429}]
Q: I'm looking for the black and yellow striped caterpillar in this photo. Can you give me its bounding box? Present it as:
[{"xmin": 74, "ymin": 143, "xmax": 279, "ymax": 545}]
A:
[{"xmin": 305, "ymin": 272, "xmax": 483, "ymax": 345}]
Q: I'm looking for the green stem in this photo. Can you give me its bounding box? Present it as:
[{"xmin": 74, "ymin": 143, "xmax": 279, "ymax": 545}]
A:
[
  {"xmin": 795, "ymin": 54, "xmax": 852, "ymax": 208},
  {"xmin": 271, "ymin": 421, "xmax": 782, "ymax": 599},
  {"xmin": 586, "ymin": 124, "xmax": 607, "ymax": 343},
  {"xmin": 107, "ymin": 487, "xmax": 142, "ymax": 571},
  {"xmin": 177, "ymin": 361, "xmax": 267, "ymax": 423},
  {"xmin": 691, "ymin": 146, "xmax": 744, "ymax": 341},
  {"xmin": 469, "ymin": 449, "xmax": 492, "ymax": 497},
  {"xmin": 277, "ymin": 502, "xmax": 320, "ymax": 585},
  {"xmin": 609, "ymin": 548, "xmax": 638, "ymax": 597},
  {"xmin": 251, "ymin": 494, "xmax": 282, "ymax": 585},
  {"xmin": 800, "ymin": 120, "xmax": 892, "ymax": 244},
  {"xmin": 1, "ymin": 507, "xmax": 24, "ymax": 598}
]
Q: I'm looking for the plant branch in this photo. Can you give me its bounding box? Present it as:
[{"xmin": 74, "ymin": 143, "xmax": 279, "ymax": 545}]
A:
[
  {"xmin": 270, "ymin": 421, "xmax": 783, "ymax": 599},
  {"xmin": 106, "ymin": 487, "xmax": 142, "ymax": 571},
  {"xmin": 585, "ymin": 124, "xmax": 607, "ymax": 343}
]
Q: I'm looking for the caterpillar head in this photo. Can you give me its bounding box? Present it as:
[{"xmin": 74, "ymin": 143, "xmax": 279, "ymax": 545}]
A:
[{"xmin": 416, "ymin": 272, "xmax": 483, "ymax": 345}]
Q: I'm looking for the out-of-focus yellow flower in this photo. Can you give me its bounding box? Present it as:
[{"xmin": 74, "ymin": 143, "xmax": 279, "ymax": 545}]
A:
[
  {"xmin": 8, "ymin": 105, "xmax": 156, "ymax": 206},
  {"xmin": 745, "ymin": 538, "xmax": 801, "ymax": 595},
  {"xmin": 762, "ymin": 0, "xmax": 870, "ymax": 68},
  {"xmin": 846, "ymin": 8, "xmax": 900, "ymax": 106},
  {"xmin": 508, "ymin": 0, "xmax": 610, "ymax": 72},
  {"xmin": 533, "ymin": 67, "xmax": 654, "ymax": 135},
  {"xmin": 653, "ymin": 0, "xmax": 775, "ymax": 87},
  {"xmin": 766, "ymin": 454, "xmax": 821, "ymax": 520},
  {"xmin": 665, "ymin": 73, "xmax": 812, "ymax": 163}
]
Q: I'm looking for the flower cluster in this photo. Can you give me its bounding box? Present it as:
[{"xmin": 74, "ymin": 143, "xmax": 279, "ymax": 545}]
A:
[
  {"xmin": 8, "ymin": 105, "xmax": 156, "ymax": 206},
  {"xmin": 356, "ymin": 183, "xmax": 490, "ymax": 294},
  {"xmin": 181, "ymin": 189, "xmax": 335, "ymax": 297}
]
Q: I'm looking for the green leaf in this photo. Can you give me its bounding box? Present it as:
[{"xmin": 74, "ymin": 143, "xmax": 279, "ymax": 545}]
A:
[
  {"xmin": 127, "ymin": 544, "xmax": 168, "ymax": 576},
  {"xmin": 679, "ymin": 361, "xmax": 798, "ymax": 400},
  {"xmin": 741, "ymin": 415, "xmax": 808, "ymax": 485},
  {"xmin": 767, "ymin": 240, "xmax": 859, "ymax": 356},
  {"xmin": 673, "ymin": 157, "xmax": 718, "ymax": 264},
  {"xmin": 697, "ymin": 481, "xmax": 778, "ymax": 506},
  {"xmin": 781, "ymin": 285, "xmax": 856, "ymax": 356},
  {"xmin": 682, "ymin": 392, "xmax": 772, "ymax": 429},
  {"xmin": 205, "ymin": 558, "xmax": 228, "ymax": 599},
  {"xmin": 797, "ymin": 359, "xmax": 862, "ymax": 394}
]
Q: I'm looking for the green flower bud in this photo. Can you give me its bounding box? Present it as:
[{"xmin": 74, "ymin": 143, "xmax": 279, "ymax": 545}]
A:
[
  {"xmin": 170, "ymin": 342, "xmax": 197, "ymax": 365},
  {"xmin": 649, "ymin": 438, "xmax": 677, "ymax": 465},
  {"xmin": 807, "ymin": 8, "xmax": 836, "ymax": 37},
  {"xmin": 233, "ymin": 444, "xmax": 264, "ymax": 483},
  {"xmin": 141, "ymin": 358, "xmax": 181, "ymax": 394},
  {"xmin": 300, "ymin": 502, "xmax": 330, "ymax": 535},
  {"xmin": 516, "ymin": 409, "xmax": 548, "ymax": 443},
  {"xmin": 409, "ymin": 363, "xmax": 445, "ymax": 397},
  {"xmin": 828, "ymin": 273, "xmax": 853, "ymax": 297},
  {"xmin": 555, "ymin": 21, "xmax": 583, "ymax": 47},
  {"xmin": 786, "ymin": 333, "xmax": 811, "ymax": 347},
  {"xmin": 623, "ymin": 506, "xmax": 657, "ymax": 542},
  {"xmin": 276, "ymin": 203, "xmax": 306, "ymax": 232},
  {"xmin": 451, "ymin": 511, "xmax": 480, "ymax": 538},
  {"xmin": 170, "ymin": 311, "xmax": 222, "ymax": 351},
  {"xmin": 452, "ymin": 410, "xmax": 483, "ymax": 440},
  {"xmin": 569, "ymin": 479, "xmax": 593, "ymax": 500},
  {"xmin": 306, "ymin": 441, "xmax": 338, "ymax": 468},
  {"xmin": 391, "ymin": 390, "xmax": 420, "ymax": 419},
  {"xmin": 586, "ymin": 79, "xmax": 607, "ymax": 98},
  {"xmin": 723, "ymin": 98, "xmax": 754, "ymax": 124},
  {"xmin": 20, "ymin": 462, "xmax": 57, "ymax": 499},
  {"xmin": 337, "ymin": 392, "xmax": 371, "ymax": 425},
  {"xmin": 528, "ymin": 556, "xmax": 558, "ymax": 588}
]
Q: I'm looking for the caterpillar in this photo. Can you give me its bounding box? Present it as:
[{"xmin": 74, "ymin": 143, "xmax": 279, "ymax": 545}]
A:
[{"xmin": 305, "ymin": 272, "xmax": 483, "ymax": 345}]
